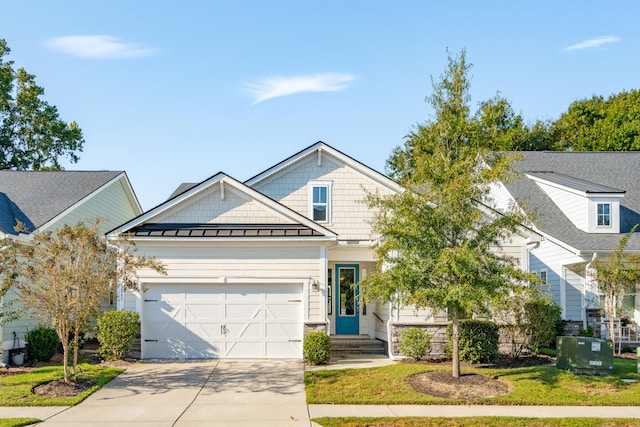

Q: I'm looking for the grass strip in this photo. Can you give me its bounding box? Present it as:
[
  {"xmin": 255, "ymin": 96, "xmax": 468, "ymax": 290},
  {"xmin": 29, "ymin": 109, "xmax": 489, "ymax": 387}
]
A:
[
  {"xmin": 0, "ymin": 363, "xmax": 124, "ymax": 406},
  {"xmin": 305, "ymin": 359, "xmax": 640, "ymax": 405}
]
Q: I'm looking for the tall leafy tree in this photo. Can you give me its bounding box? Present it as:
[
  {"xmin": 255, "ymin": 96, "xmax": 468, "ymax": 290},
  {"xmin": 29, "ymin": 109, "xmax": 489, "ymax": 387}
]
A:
[
  {"xmin": 0, "ymin": 220, "xmax": 166, "ymax": 382},
  {"xmin": 553, "ymin": 90, "xmax": 640, "ymax": 151},
  {"xmin": 472, "ymin": 93, "xmax": 556, "ymax": 151},
  {"xmin": 0, "ymin": 39, "xmax": 84, "ymax": 170},
  {"xmin": 364, "ymin": 50, "xmax": 535, "ymax": 378}
]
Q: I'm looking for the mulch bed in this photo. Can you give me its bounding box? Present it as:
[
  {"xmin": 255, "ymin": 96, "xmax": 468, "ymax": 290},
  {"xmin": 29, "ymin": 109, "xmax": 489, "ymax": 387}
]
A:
[
  {"xmin": 407, "ymin": 370, "xmax": 511, "ymax": 400},
  {"xmin": 32, "ymin": 379, "xmax": 95, "ymax": 397}
]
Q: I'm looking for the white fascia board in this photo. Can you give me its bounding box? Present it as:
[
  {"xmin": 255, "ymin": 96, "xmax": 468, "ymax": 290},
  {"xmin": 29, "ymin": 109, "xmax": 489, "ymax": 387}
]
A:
[
  {"xmin": 245, "ymin": 142, "xmax": 403, "ymax": 194},
  {"xmin": 108, "ymin": 172, "xmax": 337, "ymax": 240},
  {"xmin": 531, "ymin": 227, "xmax": 582, "ymax": 256},
  {"xmin": 40, "ymin": 172, "xmax": 131, "ymax": 232},
  {"xmin": 526, "ymin": 173, "xmax": 625, "ymax": 199}
]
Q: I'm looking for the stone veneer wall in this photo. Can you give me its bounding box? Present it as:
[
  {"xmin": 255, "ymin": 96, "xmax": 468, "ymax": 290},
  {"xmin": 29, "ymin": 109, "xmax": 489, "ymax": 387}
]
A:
[
  {"xmin": 304, "ymin": 322, "xmax": 327, "ymax": 336},
  {"xmin": 391, "ymin": 322, "xmax": 529, "ymax": 359}
]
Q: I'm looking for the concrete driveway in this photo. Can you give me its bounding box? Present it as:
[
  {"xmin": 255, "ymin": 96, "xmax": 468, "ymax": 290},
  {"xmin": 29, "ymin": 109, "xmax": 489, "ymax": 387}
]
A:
[{"xmin": 40, "ymin": 359, "xmax": 310, "ymax": 426}]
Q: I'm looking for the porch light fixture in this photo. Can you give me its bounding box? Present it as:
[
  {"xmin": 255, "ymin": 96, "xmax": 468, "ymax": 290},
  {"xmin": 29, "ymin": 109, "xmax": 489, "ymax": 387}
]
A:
[{"xmin": 311, "ymin": 279, "xmax": 320, "ymax": 292}]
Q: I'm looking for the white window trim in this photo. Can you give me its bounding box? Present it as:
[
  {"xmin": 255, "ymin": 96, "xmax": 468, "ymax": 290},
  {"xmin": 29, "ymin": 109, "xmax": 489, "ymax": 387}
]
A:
[
  {"xmin": 308, "ymin": 180, "xmax": 333, "ymax": 225},
  {"xmin": 596, "ymin": 202, "xmax": 612, "ymax": 228},
  {"xmin": 538, "ymin": 269, "xmax": 548, "ymax": 285}
]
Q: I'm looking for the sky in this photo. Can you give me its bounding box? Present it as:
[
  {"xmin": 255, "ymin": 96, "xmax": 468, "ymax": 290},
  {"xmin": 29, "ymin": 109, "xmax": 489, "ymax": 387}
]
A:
[{"xmin": 3, "ymin": 1, "xmax": 640, "ymax": 210}]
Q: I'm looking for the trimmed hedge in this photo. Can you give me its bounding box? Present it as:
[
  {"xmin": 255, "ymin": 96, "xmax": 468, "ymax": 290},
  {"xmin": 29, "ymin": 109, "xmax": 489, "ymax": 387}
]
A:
[
  {"xmin": 303, "ymin": 332, "xmax": 331, "ymax": 365},
  {"xmin": 26, "ymin": 326, "xmax": 59, "ymax": 363},
  {"xmin": 447, "ymin": 319, "xmax": 499, "ymax": 363},
  {"xmin": 399, "ymin": 327, "xmax": 432, "ymax": 361},
  {"xmin": 97, "ymin": 311, "xmax": 139, "ymax": 361}
]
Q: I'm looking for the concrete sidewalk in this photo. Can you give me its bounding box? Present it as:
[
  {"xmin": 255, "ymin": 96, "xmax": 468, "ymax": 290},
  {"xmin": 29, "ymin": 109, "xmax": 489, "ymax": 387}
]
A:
[{"xmin": 4, "ymin": 357, "xmax": 640, "ymax": 425}]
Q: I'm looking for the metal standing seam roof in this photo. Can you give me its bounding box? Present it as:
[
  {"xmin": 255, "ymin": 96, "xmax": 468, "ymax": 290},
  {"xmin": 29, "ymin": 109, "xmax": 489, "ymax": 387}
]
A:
[
  {"xmin": 126, "ymin": 223, "xmax": 326, "ymax": 238},
  {"xmin": 504, "ymin": 152, "xmax": 640, "ymax": 252}
]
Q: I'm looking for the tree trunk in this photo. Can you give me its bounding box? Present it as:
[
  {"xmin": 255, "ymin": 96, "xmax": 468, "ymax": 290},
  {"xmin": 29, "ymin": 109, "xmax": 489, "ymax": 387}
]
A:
[
  {"xmin": 72, "ymin": 330, "xmax": 79, "ymax": 379},
  {"xmin": 451, "ymin": 308, "xmax": 460, "ymax": 379},
  {"xmin": 607, "ymin": 293, "xmax": 617, "ymax": 355},
  {"xmin": 61, "ymin": 341, "xmax": 70, "ymax": 383}
]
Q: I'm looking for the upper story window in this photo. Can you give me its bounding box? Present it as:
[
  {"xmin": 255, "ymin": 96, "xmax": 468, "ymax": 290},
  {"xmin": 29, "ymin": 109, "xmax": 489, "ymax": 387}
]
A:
[
  {"xmin": 309, "ymin": 181, "xmax": 332, "ymax": 224},
  {"xmin": 597, "ymin": 203, "xmax": 611, "ymax": 227}
]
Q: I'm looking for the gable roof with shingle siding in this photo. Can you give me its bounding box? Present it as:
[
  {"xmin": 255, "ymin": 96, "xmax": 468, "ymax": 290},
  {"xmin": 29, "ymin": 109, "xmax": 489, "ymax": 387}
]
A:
[
  {"xmin": 504, "ymin": 151, "xmax": 640, "ymax": 253},
  {"xmin": 0, "ymin": 170, "xmax": 124, "ymax": 235}
]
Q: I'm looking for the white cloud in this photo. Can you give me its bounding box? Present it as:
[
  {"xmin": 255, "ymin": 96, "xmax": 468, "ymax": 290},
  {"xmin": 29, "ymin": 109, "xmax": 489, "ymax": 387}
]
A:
[
  {"xmin": 245, "ymin": 73, "xmax": 358, "ymax": 104},
  {"xmin": 564, "ymin": 36, "xmax": 620, "ymax": 51},
  {"xmin": 44, "ymin": 35, "xmax": 155, "ymax": 59}
]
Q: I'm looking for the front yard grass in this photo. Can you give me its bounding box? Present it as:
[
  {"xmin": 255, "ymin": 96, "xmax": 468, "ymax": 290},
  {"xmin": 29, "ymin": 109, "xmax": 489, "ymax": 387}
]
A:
[
  {"xmin": 305, "ymin": 358, "xmax": 640, "ymax": 405},
  {"xmin": 313, "ymin": 417, "xmax": 640, "ymax": 427},
  {"xmin": 0, "ymin": 363, "xmax": 124, "ymax": 406}
]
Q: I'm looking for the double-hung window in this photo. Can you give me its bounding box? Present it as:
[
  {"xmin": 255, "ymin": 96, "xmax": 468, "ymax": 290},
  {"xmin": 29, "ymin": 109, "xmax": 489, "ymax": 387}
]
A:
[
  {"xmin": 597, "ymin": 203, "xmax": 611, "ymax": 227},
  {"xmin": 309, "ymin": 181, "xmax": 332, "ymax": 224}
]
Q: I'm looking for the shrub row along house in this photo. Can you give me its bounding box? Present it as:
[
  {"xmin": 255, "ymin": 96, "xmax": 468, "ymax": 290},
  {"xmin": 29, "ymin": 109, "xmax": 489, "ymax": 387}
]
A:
[{"xmin": 2, "ymin": 143, "xmax": 640, "ymax": 361}]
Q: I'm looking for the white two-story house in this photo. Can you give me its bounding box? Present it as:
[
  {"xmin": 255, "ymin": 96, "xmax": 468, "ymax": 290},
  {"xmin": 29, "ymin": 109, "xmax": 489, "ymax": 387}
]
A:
[{"xmin": 494, "ymin": 151, "xmax": 640, "ymax": 339}]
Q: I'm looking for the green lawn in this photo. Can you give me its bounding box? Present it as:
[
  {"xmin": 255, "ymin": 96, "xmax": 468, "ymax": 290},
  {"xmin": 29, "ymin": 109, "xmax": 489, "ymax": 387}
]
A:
[
  {"xmin": 305, "ymin": 359, "xmax": 640, "ymax": 405},
  {"xmin": 312, "ymin": 417, "xmax": 640, "ymax": 427},
  {"xmin": 0, "ymin": 363, "xmax": 124, "ymax": 406}
]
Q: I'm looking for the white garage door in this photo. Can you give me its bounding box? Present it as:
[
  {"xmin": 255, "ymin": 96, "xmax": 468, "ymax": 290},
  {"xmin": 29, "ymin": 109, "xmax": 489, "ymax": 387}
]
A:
[{"xmin": 142, "ymin": 283, "xmax": 303, "ymax": 359}]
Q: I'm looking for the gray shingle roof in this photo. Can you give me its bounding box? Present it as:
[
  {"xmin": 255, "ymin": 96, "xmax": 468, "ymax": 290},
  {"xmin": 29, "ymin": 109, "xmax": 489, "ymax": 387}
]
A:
[
  {"xmin": 504, "ymin": 152, "xmax": 640, "ymax": 252},
  {"xmin": 0, "ymin": 170, "xmax": 122, "ymax": 235}
]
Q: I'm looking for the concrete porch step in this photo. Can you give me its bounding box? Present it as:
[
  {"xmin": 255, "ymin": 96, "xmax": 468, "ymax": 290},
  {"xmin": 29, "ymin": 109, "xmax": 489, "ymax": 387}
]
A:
[{"xmin": 331, "ymin": 336, "xmax": 386, "ymax": 355}]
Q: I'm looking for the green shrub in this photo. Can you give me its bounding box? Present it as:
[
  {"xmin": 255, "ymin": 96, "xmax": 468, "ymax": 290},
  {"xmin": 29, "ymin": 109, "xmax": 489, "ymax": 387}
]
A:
[
  {"xmin": 399, "ymin": 327, "xmax": 432, "ymax": 361},
  {"xmin": 524, "ymin": 298, "xmax": 562, "ymax": 353},
  {"xmin": 25, "ymin": 326, "xmax": 59, "ymax": 363},
  {"xmin": 447, "ymin": 319, "xmax": 499, "ymax": 363},
  {"xmin": 577, "ymin": 325, "xmax": 594, "ymax": 338},
  {"xmin": 97, "ymin": 311, "xmax": 139, "ymax": 361},
  {"xmin": 303, "ymin": 332, "xmax": 331, "ymax": 365}
]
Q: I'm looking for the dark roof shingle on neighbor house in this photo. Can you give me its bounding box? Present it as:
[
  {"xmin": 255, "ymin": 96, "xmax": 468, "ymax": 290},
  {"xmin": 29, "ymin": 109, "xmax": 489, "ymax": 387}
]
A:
[
  {"xmin": 505, "ymin": 151, "xmax": 640, "ymax": 252},
  {"xmin": 0, "ymin": 170, "xmax": 122, "ymax": 235}
]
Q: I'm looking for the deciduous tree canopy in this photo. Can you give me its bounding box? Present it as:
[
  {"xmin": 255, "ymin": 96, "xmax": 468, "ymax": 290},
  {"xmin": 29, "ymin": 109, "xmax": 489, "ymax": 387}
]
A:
[{"xmin": 0, "ymin": 39, "xmax": 84, "ymax": 170}]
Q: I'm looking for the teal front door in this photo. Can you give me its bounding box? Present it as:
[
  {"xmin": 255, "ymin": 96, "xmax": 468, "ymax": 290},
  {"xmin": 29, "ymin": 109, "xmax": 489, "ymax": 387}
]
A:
[{"xmin": 335, "ymin": 264, "xmax": 359, "ymax": 335}]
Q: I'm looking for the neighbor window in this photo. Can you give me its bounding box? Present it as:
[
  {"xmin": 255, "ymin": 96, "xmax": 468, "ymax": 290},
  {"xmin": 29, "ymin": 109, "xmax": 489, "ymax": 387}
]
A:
[
  {"xmin": 309, "ymin": 181, "xmax": 332, "ymax": 224},
  {"xmin": 597, "ymin": 203, "xmax": 611, "ymax": 227},
  {"xmin": 538, "ymin": 269, "xmax": 547, "ymax": 284}
]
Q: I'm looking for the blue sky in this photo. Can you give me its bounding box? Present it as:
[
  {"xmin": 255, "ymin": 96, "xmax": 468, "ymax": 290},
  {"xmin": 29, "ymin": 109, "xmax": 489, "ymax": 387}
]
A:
[{"xmin": 3, "ymin": 1, "xmax": 639, "ymax": 210}]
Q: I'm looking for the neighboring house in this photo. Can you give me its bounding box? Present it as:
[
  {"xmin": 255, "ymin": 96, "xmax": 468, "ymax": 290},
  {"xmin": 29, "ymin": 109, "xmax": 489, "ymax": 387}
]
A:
[
  {"xmin": 492, "ymin": 151, "xmax": 640, "ymax": 340},
  {"xmin": 0, "ymin": 170, "xmax": 143, "ymax": 361},
  {"xmin": 107, "ymin": 142, "xmax": 532, "ymax": 360}
]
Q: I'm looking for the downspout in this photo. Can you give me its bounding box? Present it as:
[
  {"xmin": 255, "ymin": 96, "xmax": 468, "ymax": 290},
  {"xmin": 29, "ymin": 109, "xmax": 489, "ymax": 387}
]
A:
[
  {"xmin": 583, "ymin": 253, "xmax": 598, "ymax": 330},
  {"xmin": 387, "ymin": 292, "xmax": 406, "ymax": 360}
]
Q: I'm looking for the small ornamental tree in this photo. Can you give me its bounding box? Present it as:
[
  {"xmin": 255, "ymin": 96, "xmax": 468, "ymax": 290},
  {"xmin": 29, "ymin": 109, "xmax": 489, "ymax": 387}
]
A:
[{"xmin": 0, "ymin": 219, "xmax": 166, "ymax": 382}]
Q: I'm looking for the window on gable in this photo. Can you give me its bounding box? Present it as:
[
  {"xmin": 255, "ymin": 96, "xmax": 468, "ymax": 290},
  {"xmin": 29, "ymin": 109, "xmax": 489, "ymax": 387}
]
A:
[
  {"xmin": 538, "ymin": 269, "xmax": 547, "ymax": 284},
  {"xmin": 597, "ymin": 203, "xmax": 611, "ymax": 227},
  {"xmin": 309, "ymin": 181, "xmax": 332, "ymax": 223}
]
